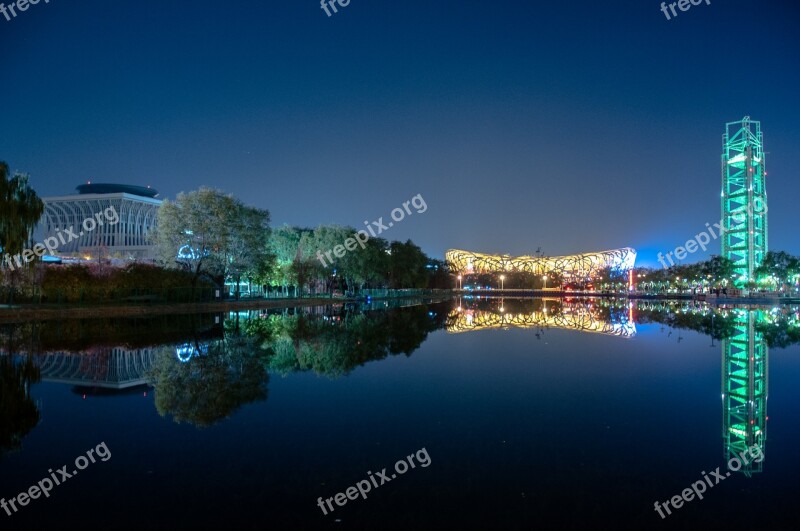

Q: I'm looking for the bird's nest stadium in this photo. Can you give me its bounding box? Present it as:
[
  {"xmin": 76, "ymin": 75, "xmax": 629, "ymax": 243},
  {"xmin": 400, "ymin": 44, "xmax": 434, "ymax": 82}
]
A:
[{"xmin": 445, "ymin": 248, "xmax": 637, "ymax": 280}]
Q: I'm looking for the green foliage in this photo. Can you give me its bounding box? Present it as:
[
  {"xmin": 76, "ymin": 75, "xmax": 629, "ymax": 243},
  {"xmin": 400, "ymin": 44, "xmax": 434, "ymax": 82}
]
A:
[
  {"xmin": 35, "ymin": 263, "xmax": 213, "ymax": 304},
  {"xmin": 636, "ymin": 256, "xmax": 740, "ymax": 291},
  {"xmin": 634, "ymin": 305, "xmax": 739, "ymax": 340},
  {"xmin": 754, "ymin": 251, "xmax": 800, "ymax": 288},
  {"xmin": 256, "ymin": 303, "xmax": 447, "ymax": 377},
  {"xmin": 154, "ymin": 187, "xmax": 273, "ymax": 294},
  {"xmin": 388, "ymin": 240, "xmax": 428, "ymax": 289},
  {"xmin": 0, "ymin": 162, "xmax": 44, "ymax": 262},
  {"xmin": 595, "ymin": 265, "xmax": 628, "ymax": 288},
  {"xmin": 267, "ymin": 223, "xmax": 438, "ymax": 294}
]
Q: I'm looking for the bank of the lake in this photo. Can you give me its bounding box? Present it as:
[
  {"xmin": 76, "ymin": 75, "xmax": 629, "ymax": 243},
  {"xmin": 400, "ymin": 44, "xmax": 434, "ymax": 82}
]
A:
[{"xmin": 0, "ymin": 293, "xmax": 455, "ymax": 323}]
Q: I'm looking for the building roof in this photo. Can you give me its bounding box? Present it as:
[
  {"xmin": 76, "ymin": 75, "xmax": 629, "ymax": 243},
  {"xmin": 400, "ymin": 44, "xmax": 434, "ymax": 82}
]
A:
[{"xmin": 75, "ymin": 183, "xmax": 159, "ymax": 198}]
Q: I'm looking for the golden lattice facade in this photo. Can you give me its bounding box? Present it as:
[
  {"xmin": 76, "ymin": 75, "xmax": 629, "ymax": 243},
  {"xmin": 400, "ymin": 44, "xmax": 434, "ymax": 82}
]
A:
[
  {"xmin": 447, "ymin": 306, "xmax": 636, "ymax": 338},
  {"xmin": 445, "ymin": 248, "xmax": 636, "ymax": 279}
]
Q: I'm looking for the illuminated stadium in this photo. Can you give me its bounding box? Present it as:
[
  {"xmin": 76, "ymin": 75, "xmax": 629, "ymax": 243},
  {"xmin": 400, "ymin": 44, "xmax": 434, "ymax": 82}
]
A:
[{"xmin": 445, "ymin": 248, "xmax": 637, "ymax": 281}]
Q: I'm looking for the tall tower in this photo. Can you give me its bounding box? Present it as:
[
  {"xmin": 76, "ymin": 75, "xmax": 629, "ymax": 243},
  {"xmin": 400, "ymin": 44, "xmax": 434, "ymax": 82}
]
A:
[{"xmin": 721, "ymin": 117, "xmax": 768, "ymax": 284}]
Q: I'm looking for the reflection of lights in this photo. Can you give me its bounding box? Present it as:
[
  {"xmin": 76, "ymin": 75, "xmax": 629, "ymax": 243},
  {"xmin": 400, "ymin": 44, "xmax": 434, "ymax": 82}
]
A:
[
  {"xmin": 446, "ymin": 307, "xmax": 636, "ymax": 337},
  {"xmin": 178, "ymin": 245, "xmax": 198, "ymax": 260},
  {"xmin": 178, "ymin": 244, "xmax": 211, "ymax": 261},
  {"xmin": 176, "ymin": 343, "xmax": 209, "ymax": 363},
  {"xmin": 176, "ymin": 344, "xmax": 195, "ymax": 362}
]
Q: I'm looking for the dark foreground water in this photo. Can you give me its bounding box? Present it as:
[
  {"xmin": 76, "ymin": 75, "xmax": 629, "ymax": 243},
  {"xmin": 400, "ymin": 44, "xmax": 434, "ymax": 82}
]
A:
[{"xmin": 1, "ymin": 298, "xmax": 799, "ymax": 530}]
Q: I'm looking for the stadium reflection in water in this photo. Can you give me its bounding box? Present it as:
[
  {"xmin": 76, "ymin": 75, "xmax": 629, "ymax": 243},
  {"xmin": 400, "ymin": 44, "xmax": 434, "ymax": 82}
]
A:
[{"xmin": 446, "ymin": 297, "xmax": 636, "ymax": 338}]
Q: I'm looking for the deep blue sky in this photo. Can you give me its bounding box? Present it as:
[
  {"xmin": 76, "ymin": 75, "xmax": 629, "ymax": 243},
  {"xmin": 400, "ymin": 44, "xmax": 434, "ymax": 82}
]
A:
[{"xmin": 1, "ymin": 0, "xmax": 798, "ymax": 266}]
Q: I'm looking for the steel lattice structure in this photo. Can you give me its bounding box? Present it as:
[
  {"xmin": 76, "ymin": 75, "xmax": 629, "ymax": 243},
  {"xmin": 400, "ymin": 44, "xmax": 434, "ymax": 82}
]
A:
[
  {"xmin": 445, "ymin": 248, "xmax": 636, "ymax": 280},
  {"xmin": 722, "ymin": 117, "xmax": 768, "ymax": 283},
  {"xmin": 721, "ymin": 310, "xmax": 767, "ymax": 476},
  {"xmin": 42, "ymin": 184, "xmax": 162, "ymax": 260}
]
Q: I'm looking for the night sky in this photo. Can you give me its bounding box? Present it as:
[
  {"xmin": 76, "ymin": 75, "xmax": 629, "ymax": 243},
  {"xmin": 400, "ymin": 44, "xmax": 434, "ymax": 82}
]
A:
[{"xmin": 1, "ymin": 0, "xmax": 798, "ymax": 266}]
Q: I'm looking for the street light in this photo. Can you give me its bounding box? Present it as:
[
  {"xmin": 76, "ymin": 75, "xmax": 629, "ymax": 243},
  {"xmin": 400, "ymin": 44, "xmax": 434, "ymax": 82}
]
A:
[
  {"xmin": 457, "ymin": 275, "xmax": 462, "ymax": 289},
  {"xmin": 499, "ymin": 274, "xmax": 505, "ymax": 290},
  {"xmin": 543, "ymin": 275, "xmax": 548, "ymax": 289}
]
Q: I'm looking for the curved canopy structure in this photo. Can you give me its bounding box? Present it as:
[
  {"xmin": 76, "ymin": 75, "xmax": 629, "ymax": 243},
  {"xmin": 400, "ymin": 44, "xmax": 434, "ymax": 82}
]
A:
[{"xmin": 445, "ymin": 247, "xmax": 636, "ymax": 279}]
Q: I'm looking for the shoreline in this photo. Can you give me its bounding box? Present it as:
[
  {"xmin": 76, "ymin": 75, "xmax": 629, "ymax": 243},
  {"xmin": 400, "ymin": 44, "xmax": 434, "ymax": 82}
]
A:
[
  {"xmin": 0, "ymin": 297, "xmax": 346, "ymax": 324},
  {"xmin": 0, "ymin": 293, "xmax": 458, "ymax": 323},
  {"xmin": 4, "ymin": 290, "xmax": 796, "ymax": 323}
]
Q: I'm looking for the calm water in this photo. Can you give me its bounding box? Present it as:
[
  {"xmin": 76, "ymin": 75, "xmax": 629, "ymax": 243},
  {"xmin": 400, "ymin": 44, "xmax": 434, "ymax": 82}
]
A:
[{"xmin": 2, "ymin": 298, "xmax": 800, "ymax": 530}]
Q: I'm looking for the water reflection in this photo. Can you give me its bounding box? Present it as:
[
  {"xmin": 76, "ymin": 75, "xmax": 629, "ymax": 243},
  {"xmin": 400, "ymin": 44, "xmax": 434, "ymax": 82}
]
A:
[
  {"xmin": 447, "ymin": 299, "xmax": 800, "ymax": 478},
  {"xmin": 631, "ymin": 302, "xmax": 791, "ymax": 477},
  {"xmin": 2, "ymin": 299, "xmax": 799, "ymax": 467},
  {"xmin": 37, "ymin": 347, "xmax": 158, "ymax": 390},
  {"xmin": 0, "ymin": 323, "xmax": 42, "ymax": 460},
  {"xmin": 721, "ymin": 310, "xmax": 767, "ymax": 477},
  {"xmin": 0, "ymin": 355, "xmax": 40, "ymax": 460},
  {"xmin": 446, "ymin": 297, "xmax": 636, "ymax": 337},
  {"xmin": 146, "ymin": 338, "xmax": 271, "ymax": 428}
]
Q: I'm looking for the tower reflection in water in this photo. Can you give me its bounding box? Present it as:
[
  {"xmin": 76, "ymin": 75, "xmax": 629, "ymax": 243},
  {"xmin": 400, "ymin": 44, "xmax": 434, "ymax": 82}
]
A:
[
  {"xmin": 721, "ymin": 309, "xmax": 767, "ymax": 477},
  {"xmin": 447, "ymin": 298, "xmax": 780, "ymax": 476}
]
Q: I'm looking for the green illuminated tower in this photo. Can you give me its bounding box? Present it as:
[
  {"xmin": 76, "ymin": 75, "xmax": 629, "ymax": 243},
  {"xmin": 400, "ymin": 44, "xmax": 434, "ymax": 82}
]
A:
[
  {"xmin": 721, "ymin": 310, "xmax": 767, "ymax": 476},
  {"xmin": 721, "ymin": 117, "xmax": 768, "ymax": 284}
]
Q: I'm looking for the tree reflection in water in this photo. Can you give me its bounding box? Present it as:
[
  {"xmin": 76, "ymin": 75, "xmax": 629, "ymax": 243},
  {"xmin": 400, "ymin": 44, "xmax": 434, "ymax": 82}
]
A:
[{"xmin": 0, "ymin": 355, "xmax": 41, "ymax": 459}]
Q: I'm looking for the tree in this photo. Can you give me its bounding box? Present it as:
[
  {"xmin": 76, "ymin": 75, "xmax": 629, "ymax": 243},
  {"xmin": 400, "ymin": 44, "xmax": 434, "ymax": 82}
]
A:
[
  {"xmin": 388, "ymin": 240, "xmax": 428, "ymax": 289},
  {"xmin": 338, "ymin": 232, "xmax": 389, "ymax": 292},
  {"xmin": 269, "ymin": 225, "xmax": 305, "ymax": 296},
  {"xmin": 596, "ymin": 266, "xmax": 627, "ymax": 290},
  {"xmin": 427, "ymin": 259, "xmax": 452, "ymax": 289},
  {"xmin": 701, "ymin": 255, "xmax": 736, "ymax": 285},
  {"xmin": 754, "ymin": 251, "xmax": 798, "ymax": 289},
  {"xmin": 0, "ymin": 162, "xmax": 44, "ymax": 263},
  {"xmin": 224, "ymin": 205, "xmax": 274, "ymax": 298},
  {"xmin": 153, "ymin": 188, "xmax": 272, "ymax": 298},
  {"xmin": 290, "ymin": 240, "xmax": 317, "ymax": 297}
]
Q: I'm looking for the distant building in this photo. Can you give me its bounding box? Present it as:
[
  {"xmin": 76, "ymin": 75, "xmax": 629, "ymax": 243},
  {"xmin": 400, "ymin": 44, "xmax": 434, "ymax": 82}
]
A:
[{"xmin": 41, "ymin": 183, "xmax": 161, "ymax": 260}]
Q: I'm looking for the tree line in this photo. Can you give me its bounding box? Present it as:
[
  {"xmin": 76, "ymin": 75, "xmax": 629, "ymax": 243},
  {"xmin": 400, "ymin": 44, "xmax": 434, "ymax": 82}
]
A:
[
  {"xmin": 0, "ymin": 165, "xmax": 450, "ymax": 301},
  {"xmin": 154, "ymin": 187, "xmax": 450, "ymax": 297}
]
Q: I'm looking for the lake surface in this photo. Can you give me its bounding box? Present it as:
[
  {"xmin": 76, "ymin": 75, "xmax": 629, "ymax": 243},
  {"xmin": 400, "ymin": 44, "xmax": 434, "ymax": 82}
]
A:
[{"xmin": 1, "ymin": 298, "xmax": 799, "ymax": 530}]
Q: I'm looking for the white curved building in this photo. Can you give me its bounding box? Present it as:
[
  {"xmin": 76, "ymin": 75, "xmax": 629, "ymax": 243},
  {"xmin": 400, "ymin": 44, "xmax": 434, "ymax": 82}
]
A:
[{"xmin": 42, "ymin": 183, "xmax": 161, "ymax": 260}]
